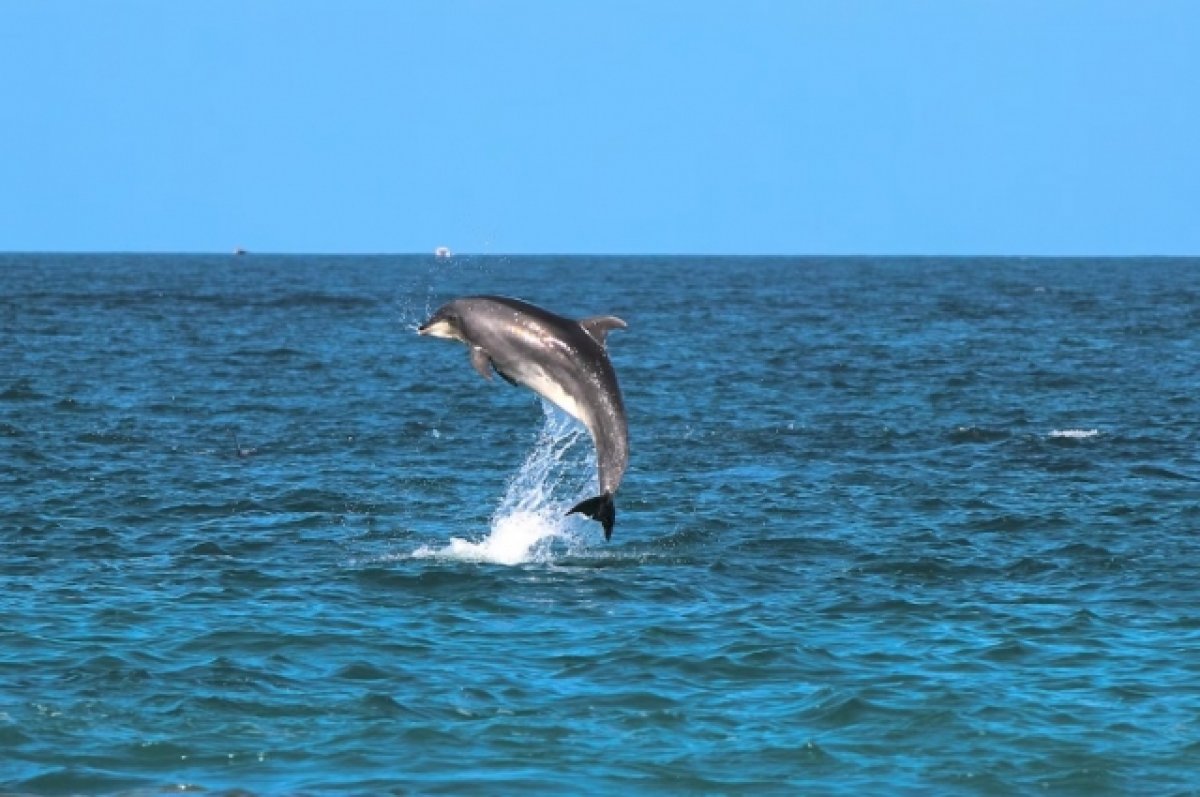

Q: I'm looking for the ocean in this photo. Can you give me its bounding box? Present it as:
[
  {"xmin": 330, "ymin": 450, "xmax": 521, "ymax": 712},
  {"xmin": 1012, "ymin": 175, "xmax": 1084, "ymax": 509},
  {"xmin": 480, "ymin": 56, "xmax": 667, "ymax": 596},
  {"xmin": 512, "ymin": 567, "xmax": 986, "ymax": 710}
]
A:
[{"xmin": 2, "ymin": 254, "xmax": 1199, "ymax": 795}]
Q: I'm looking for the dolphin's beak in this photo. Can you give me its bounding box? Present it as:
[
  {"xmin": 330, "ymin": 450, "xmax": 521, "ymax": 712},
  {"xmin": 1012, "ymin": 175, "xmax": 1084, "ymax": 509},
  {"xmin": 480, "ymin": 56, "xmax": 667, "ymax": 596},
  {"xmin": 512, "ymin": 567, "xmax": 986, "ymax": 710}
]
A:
[{"xmin": 417, "ymin": 318, "xmax": 457, "ymax": 339}]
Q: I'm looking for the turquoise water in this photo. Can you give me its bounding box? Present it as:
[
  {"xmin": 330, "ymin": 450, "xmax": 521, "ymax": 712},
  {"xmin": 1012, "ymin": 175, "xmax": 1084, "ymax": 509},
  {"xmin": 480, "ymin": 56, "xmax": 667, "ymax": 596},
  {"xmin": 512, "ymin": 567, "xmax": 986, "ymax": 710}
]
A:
[{"xmin": 2, "ymin": 254, "xmax": 1200, "ymax": 794}]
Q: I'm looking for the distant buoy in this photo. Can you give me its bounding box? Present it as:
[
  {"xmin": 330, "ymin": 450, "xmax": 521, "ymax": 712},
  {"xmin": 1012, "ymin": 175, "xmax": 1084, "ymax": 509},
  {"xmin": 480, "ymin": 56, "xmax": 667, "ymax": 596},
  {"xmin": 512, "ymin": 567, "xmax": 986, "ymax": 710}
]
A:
[{"xmin": 434, "ymin": 246, "xmax": 452, "ymax": 259}]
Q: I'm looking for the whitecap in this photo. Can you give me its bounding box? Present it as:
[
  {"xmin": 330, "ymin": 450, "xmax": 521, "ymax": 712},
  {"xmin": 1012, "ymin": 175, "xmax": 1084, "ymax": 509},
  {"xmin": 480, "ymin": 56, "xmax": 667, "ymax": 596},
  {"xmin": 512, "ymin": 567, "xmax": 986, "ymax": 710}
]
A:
[{"xmin": 1048, "ymin": 429, "xmax": 1100, "ymax": 439}]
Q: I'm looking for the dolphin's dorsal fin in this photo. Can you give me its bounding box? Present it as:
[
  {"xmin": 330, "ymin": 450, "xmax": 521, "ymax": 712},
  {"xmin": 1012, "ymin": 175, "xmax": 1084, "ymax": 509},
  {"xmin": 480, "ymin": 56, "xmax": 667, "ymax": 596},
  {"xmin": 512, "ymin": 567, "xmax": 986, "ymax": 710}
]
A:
[
  {"xmin": 469, "ymin": 346, "xmax": 493, "ymax": 381},
  {"xmin": 579, "ymin": 315, "xmax": 627, "ymax": 347}
]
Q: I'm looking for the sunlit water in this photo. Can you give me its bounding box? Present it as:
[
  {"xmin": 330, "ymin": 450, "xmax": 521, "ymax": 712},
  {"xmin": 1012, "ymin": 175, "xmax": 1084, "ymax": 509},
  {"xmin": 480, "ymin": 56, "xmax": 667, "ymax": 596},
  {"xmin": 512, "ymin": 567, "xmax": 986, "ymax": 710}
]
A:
[{"xmin": 2, "ymin": 254, "xmax": 1200, "ymax": 794}]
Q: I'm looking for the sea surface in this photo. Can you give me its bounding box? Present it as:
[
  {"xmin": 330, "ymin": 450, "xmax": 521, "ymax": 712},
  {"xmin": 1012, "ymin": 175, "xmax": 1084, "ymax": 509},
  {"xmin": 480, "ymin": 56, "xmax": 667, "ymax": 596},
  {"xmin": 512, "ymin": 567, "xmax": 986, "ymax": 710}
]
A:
[{"xmin": 2, "ymin": 254, "xmax": 1199, "ymax": 795}]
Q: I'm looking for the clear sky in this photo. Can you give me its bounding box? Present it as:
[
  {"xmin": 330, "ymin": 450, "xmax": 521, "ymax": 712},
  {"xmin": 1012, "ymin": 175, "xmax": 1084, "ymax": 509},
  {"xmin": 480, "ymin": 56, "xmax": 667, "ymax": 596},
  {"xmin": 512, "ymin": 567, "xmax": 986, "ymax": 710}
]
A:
[{"xmin": 1, "ymin": 1, "xmax": 1197, "ymax": 255}]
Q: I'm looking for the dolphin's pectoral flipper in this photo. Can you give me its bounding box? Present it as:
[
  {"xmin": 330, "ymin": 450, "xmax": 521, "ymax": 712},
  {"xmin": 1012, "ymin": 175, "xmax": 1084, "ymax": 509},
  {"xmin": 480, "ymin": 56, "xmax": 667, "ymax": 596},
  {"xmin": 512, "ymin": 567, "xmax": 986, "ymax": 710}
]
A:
[
  {"xmin": 494, "ymin": 367, "xmax": 519, "ymax": 387},
  {"xmin": 472, "ymin": 346, "xmax": 519, "ymax": 386},
  {"xmin": 567, "ymin": 493, "xmax": 616, "ymax": 540},
  {"xmin": 579, "ymin": 316, "xmax": 627, "ymax": 348},
  {"xmin": 469, "ymin": 347, "xmax": 493, "ymax": 381}
]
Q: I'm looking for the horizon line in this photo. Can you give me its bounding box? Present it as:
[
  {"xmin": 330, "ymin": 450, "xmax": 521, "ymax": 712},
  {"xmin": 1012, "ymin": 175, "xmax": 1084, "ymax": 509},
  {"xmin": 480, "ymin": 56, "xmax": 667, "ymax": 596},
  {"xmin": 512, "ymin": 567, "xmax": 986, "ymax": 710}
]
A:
[{"xmin": 3, "ymin": 249, "xmax": 1198, "ymax": 260}]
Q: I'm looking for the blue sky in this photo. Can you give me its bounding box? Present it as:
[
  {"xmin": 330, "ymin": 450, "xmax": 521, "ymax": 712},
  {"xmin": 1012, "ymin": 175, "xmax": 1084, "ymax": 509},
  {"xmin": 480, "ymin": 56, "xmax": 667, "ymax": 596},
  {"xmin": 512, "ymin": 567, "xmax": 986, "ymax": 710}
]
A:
[{"xmin": 1, "ymin": 1, "xmax": 1197, "ymax": 255}]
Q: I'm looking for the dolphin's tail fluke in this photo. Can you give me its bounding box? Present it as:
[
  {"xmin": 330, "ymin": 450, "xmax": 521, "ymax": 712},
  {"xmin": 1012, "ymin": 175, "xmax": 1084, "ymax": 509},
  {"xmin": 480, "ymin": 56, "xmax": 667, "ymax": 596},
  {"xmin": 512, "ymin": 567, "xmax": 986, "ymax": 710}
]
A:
[{"xmin": 567, "ymin": 493, "xmax": 615, "ymax": 541}]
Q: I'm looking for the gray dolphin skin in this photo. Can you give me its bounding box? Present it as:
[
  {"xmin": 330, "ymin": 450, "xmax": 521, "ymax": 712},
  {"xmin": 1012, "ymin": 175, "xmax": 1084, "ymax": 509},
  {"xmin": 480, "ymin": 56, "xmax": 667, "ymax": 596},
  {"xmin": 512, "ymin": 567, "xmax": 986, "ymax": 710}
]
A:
[{"xmin": 418, "ymin": 296, "xmax": 629, "ymax": 540}]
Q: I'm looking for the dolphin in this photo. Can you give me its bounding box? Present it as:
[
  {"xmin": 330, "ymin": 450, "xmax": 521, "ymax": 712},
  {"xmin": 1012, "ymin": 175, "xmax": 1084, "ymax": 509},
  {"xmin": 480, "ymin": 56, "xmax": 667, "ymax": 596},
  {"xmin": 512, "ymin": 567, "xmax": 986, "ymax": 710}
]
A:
[{"xmin": 418, "ymin": 295, "xmax": 629, "ymax": 540}]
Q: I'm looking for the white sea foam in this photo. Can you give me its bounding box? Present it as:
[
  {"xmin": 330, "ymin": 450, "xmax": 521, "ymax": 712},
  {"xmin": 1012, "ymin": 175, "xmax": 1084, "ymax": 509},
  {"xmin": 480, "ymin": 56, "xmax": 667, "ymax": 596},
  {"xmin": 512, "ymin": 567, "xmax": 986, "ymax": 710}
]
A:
[
  {"xmin": 1048, "ymin": 428, "xmax": 1100, "ymax": 439},
  {"xmin": 412, "ymin": 510, "xmax": 564, "ymax": 566},
  {"xmin": 412, "ymin": 403, "xmax": 595, "ymax": 565}
]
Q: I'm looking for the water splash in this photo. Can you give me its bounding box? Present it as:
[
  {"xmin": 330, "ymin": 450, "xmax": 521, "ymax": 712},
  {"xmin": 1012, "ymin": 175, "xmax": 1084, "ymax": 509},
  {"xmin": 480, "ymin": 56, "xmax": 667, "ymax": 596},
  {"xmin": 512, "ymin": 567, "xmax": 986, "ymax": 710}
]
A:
[
  {"xmin": 395, "ymin": 254, "xmax": 462, "ymax": 333},
  {"xmin": 413, "ymin": 403, "xmax": 596, "ymax": 565},
  {"xmin": 395, "ymin": 253, "xmax": 500, "ymax": 333}
]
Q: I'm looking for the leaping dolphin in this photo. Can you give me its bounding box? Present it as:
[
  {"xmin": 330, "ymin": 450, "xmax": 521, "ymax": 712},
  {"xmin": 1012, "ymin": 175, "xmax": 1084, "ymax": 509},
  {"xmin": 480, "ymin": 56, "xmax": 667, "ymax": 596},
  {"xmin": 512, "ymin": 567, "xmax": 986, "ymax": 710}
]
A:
[{"xmin": 418, "ymin": 296, "xmax": 629, "ymax": 540}]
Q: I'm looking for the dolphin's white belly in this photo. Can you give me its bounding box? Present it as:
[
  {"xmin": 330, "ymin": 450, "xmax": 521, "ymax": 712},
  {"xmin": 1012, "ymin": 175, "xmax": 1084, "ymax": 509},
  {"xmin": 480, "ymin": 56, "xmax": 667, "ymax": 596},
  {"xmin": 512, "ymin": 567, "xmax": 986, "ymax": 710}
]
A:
[{"xmin": 519, "ymin": 364, "xmax": 588, "ymax": 426}]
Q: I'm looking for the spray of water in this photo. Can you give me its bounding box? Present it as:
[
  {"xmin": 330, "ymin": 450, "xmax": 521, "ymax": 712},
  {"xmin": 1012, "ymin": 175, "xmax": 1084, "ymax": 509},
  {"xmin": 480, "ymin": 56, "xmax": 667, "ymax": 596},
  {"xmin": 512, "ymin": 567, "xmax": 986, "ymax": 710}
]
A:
[
  {"xmin": 395, "ymin": 254, "xmax": 462, "ymax": 333},
  {"xmin": 413, "ymin": 402, "xmax": 596, "ymax": 565}
]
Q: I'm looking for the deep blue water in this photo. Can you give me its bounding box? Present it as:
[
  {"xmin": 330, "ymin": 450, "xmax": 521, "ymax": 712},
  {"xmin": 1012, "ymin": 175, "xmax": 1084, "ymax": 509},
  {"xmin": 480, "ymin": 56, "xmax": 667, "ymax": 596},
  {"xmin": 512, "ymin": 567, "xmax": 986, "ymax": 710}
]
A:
[{"xmin": 2, "ymin": 254, "xmax": 1200, "ymax": 795}]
